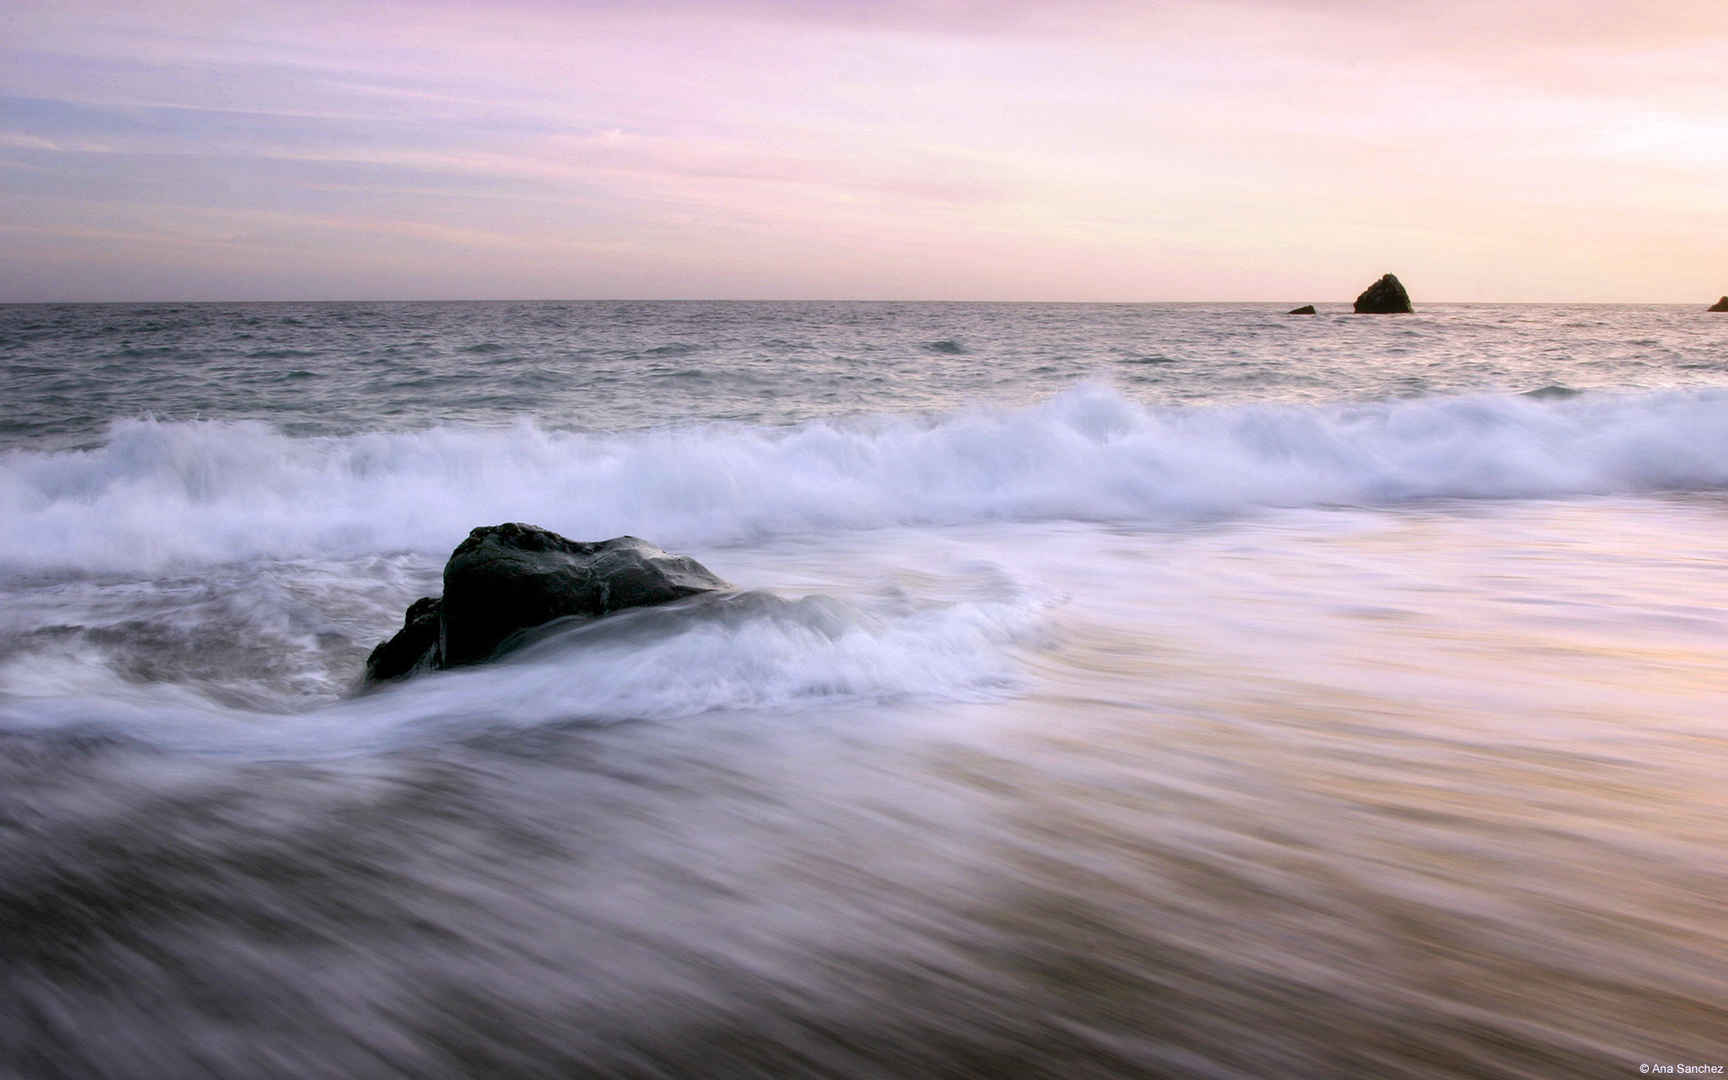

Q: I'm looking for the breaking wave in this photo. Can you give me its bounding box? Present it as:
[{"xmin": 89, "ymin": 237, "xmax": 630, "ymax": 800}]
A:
[
  {"xmin": 5, "ymin": 384, "xmax": 1728, "ymax": 574},
  {"xmin": 0, "ymin": 587, "xmax": 1042, "ymax": 756}
]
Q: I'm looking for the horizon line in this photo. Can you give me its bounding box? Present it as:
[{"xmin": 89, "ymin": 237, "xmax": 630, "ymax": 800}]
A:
[{"xmin": 3, "ymin": 297, "xmax": 1722, "ymax": 307}]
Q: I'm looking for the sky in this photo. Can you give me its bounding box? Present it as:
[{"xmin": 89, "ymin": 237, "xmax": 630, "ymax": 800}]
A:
[{"xmin": 2, "ymin": 0, "xmax": 1725, "ymax": 302}]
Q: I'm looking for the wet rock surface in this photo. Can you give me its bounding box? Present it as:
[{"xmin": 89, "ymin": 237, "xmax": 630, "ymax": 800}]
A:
[{"xmin": 364, "ymin": 524, "xmax": 729, "ymax": 684}]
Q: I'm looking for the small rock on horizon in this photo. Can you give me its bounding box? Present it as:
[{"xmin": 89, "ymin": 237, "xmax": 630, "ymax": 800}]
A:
[{"xmin": 1354, "ymin": 274, "xmax": 1414, "ymax": 314}]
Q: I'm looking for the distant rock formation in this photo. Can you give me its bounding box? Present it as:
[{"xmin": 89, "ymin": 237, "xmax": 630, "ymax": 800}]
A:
[
  {"xmin": 364, "ymin": 524, "xmax": 730, "ymax": 685},
  {"xmin": 1709, "ymin": 296, "xmax": 1728, "ymax": 312},
  {"xmin": 1353, "ymin": 274, "xmax": 1413, "ymax": 314},
  {"xmin": 1287, "ymin": 305, "xmax": 1317, "ymax": 315}
]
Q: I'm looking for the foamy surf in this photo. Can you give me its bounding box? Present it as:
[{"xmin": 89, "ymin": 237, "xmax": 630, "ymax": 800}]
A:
[
  {"xmin": 6, "ymin": 385, "xmax": 1728, "ymax": 575},
  {"xmin": 0, "ymin": 584, "xmax": 1048, "ymax": 756},
  {"xmin": 6, "ymin": 301, "xmax": 1727, "ymax": 1078}
]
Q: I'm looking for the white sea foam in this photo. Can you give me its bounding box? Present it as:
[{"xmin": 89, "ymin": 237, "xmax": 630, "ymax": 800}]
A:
[
  {"xmin": 0, "ymin": 588, "xmax": 1043, "ymax": 755},
  {"xmin": 4, "ymin": 385, "xmax": 1728, "ymax": 574}
]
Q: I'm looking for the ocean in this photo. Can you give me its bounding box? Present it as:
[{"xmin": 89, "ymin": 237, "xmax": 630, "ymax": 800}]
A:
[{"xmin": 2, "ymin": 300, "xmax": 1725, "ymax": 1078}]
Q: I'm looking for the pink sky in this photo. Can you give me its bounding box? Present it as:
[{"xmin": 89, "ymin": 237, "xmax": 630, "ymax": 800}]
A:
[{"xmin": 2, "ymin": 0, "xmax": 1724, "ymax": 301}]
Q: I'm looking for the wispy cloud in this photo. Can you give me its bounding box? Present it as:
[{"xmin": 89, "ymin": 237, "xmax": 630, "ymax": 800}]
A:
[{"xmin": 3, "ymin": 0, "xmax": 1726, "ymax": 300}]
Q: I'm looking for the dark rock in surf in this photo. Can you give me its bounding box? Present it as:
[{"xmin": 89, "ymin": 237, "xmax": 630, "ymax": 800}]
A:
[
  {"xmin": 1287, "ymin": 305, "xmax": 1317, "ymax": 315},
  {"xmin": 1708, "ymin": 296, "xmax": 1728, "ymax": 312},
  {"xmin": 364, "ymin": 595, "xmax": 443, "ymax": 683},
  {"xmin": 1353, "ymin": 274, "xmax": 1414, "ymax": 314},
  {"xmin": 440, "ymin": 524, "xmax": 730, "ymax": 667},
  {"xmin": 363, "ymin": 524, "xmax": 730, "ymax": 685}
]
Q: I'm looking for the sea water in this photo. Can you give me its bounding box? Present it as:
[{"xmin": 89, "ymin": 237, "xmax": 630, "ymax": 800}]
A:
[{"xmin": 2, "ymin": 301, "xmax": 1725, "ymax": 1077}]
